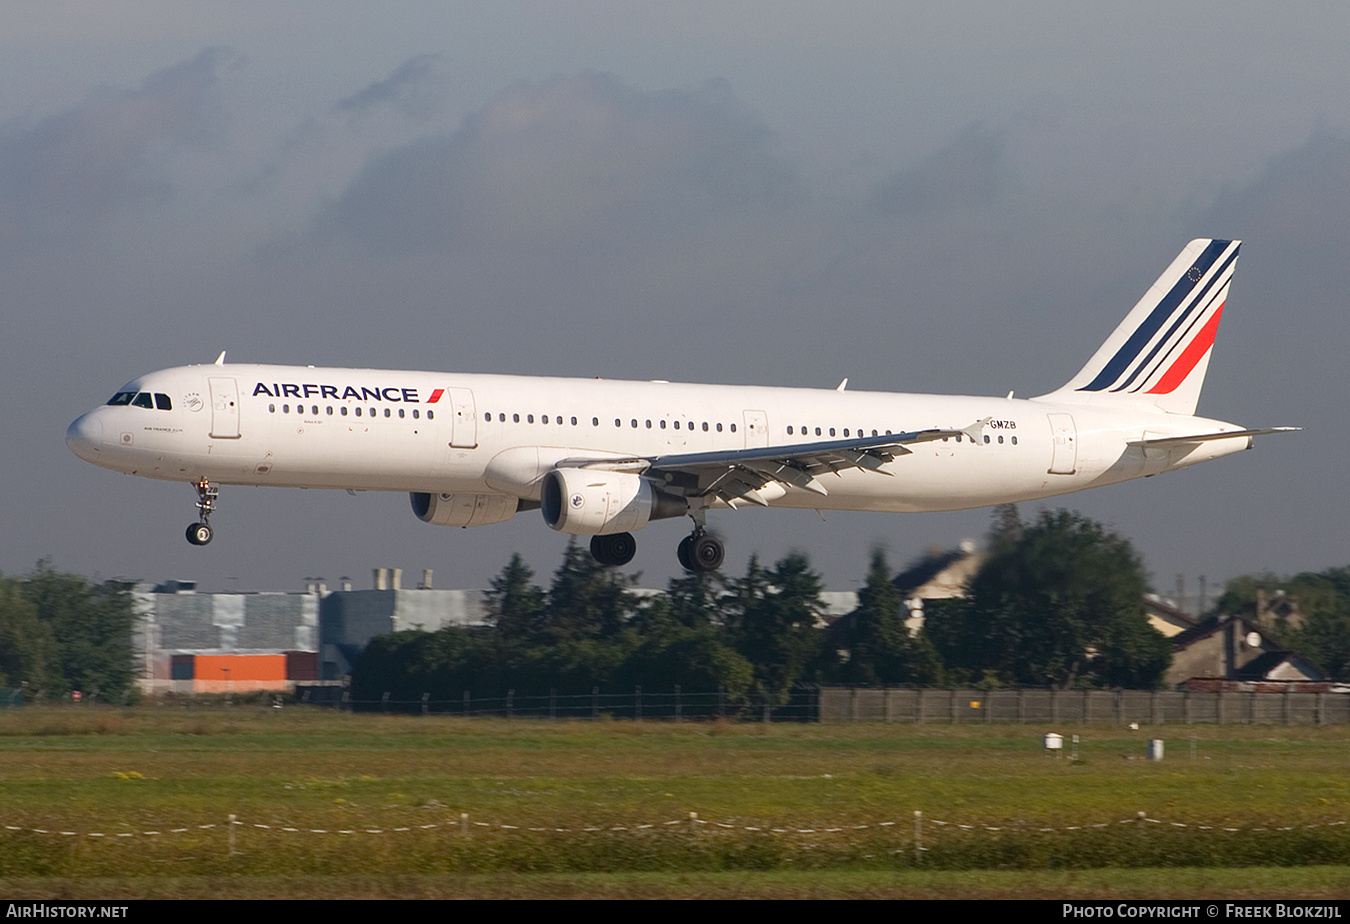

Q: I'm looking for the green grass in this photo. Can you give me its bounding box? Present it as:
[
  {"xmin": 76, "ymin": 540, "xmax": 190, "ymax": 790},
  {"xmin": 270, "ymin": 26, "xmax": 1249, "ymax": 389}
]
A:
[{"xmin": 0, "ymin": 706, "xmax": 1346, "ymax": 897}]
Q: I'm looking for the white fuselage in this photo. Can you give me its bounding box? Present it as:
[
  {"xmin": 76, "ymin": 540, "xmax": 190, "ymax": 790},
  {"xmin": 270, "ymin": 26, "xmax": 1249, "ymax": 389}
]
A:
[{"xmin": 66, "ymin": 363, "xmax": 1250, "ymax": 516}]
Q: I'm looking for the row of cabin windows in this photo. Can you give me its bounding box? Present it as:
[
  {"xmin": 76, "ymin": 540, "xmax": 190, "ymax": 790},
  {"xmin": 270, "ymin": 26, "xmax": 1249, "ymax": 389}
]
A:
[
  {"xmin": 483, "ymin": 412, "xmax": 737, "ymax": 433},
  {"xmin": 267, "ymin": 404, "xmax": 434, "ymax": 420},
  {"xmin": 958, "ymin": 434, "xmax": 1018, "ymax": 445},
  {"xmin": 475, "ymin": 413, "xmax": 1018, "ymax": 445},
  {"xmin": 107, "ymin": 391, "xmax": 172, "ymax": 410},
  {"xmin": 787, "ymin": 425, "xmax": 887, "ymax": 438},
  {"xmin": 782, "ymin": 426, "xmax": 1016, "ymax": 445}
]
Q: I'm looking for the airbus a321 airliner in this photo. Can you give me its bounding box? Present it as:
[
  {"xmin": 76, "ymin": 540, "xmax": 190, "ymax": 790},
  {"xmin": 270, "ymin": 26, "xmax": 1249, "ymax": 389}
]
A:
[{"xmin": 67, "ymin": 239, "xmax": 1294, "ymax": 572}]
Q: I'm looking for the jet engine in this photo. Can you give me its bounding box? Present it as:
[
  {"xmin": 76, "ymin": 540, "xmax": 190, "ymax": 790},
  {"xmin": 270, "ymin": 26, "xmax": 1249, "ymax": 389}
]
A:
[
  {"xmin": 540, "ymin": 468, "xmax": 685, "ymax": 535},
  {"xmin": 410, "ymin": 492, "xmax": 518, "ymax": 528}
]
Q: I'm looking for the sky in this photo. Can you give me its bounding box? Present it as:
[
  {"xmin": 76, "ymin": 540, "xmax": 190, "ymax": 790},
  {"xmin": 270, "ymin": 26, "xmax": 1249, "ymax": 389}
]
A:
[{"xmin": 3, "ymin": 2, "xmax": 1346, "ymax": 606}]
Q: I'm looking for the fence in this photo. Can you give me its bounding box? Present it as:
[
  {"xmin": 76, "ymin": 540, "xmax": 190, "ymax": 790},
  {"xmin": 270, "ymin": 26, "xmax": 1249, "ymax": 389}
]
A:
[
  {"xmin": 339, "ymin": 685, "xmax": 819, "ymax": 721},
  {"xmin": 817, "ymin": 687, "xmax": 1350, "ymax": 725}
]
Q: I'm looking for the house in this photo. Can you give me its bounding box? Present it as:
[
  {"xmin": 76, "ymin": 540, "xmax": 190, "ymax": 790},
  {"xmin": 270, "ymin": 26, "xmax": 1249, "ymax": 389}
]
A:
[{"xmin": 1166, "ymin": 613, "xmax": 1326, "ymax": 689}]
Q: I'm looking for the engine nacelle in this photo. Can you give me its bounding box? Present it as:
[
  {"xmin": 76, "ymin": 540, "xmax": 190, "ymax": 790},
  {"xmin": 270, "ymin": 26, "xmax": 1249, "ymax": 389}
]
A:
[
  {"xmin": 410, "ymin": 492, "xmax": 517, "ymax": 528},
  {"xmin": 540, "ymin": 468, "xmax": 685, "ymax": 535}
]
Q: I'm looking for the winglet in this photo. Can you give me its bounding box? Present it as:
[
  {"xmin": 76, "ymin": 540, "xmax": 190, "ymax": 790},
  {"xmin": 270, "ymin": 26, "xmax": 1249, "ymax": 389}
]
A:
[
  {"xmin": 213, "ymin": 351, "xmax": 227, "ymax": 366},
  {"xmin": 962, "ymin": 417, "xmax": 992, "ymax": 444}
]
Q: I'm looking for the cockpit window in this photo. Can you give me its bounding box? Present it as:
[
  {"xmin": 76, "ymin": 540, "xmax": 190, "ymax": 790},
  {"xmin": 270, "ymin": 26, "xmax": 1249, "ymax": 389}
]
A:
[
  {"xmin": 131, "ymin": 393, "xmax": 154, "ymax": 409},
  {"xmin": 154, "ymin": 393, "xmax": 172, "ymax": 410},
  {"xmin": 107, "ymin": 392, "xmax": 136, "ymax": 406}
]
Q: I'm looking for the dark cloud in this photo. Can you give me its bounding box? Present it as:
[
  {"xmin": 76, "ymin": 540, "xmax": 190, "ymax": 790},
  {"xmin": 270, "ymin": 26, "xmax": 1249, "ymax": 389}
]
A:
[
  {"xmin": 870, "ymin": 122, "xmax": 1011, "ymax": 216},
  {"xmin": 335, "ymin": 54, "xmax": 442, "ymax": 117},
  {"xmin": 1195, "ymin": 128, "xmax": 1350, "ymax": 422},
  {"xmin": 1203, "ymin": 129, "xmax": 1350, "ymax": 279},
  {"xmin": 315, "ymin": 72, "xmax": 794, "ymax": 255},
  {"xmin": 0, "ymin": 48, "xmax": 232, "ymax": 242}
]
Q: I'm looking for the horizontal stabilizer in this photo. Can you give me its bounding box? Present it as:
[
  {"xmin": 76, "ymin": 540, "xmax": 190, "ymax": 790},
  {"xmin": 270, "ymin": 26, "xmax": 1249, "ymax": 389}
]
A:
[{"xmin": 1128, "ymin": 427, "xmax": 1300, "ymax": 448}]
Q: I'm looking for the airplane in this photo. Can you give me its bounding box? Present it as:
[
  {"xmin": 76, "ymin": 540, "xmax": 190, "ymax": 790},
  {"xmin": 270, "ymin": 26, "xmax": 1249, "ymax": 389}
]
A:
[{"xmin": 67, "ymin": 239, "xmax": 1294, "ymax": 573}]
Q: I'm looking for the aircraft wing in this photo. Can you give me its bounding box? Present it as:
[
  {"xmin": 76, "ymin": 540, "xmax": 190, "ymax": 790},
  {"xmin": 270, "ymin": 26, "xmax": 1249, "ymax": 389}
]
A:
[{"xmin": 561, "ymin": 418, "xmax": 991, "ymax": 506}]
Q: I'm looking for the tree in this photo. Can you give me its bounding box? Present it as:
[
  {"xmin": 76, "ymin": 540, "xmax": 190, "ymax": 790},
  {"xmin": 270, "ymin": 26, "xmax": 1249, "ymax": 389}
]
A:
[
  {"xmin": 0, "ymin": 577, "xmax": 58, "ymax": 694},
  {"xmin": 20, "ymin": 564, "xmax": 136, "ymax": 701},
  {"xmin": 542, "ymin": 540, "xmax": 639, "ymax": 642},
  {"xmin": 834, "ymin": 550, "xmax": 943, "ymax": 685},
  {"xmin": 725, "ymin": 553, "xmax": 825, "ymax": 703},
  {"xmin": 961, "ymin": 509, "xmax": 1169, "ymax": 689},
  {"xmin": 485, "ymin": 553, "xmax": 547, "ymax": 642}
]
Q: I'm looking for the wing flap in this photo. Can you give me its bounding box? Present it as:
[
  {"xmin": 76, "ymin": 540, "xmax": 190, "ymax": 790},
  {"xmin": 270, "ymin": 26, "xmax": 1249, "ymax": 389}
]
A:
[{"xmin": 560, "ymin": 418, "xmax": 993, "ymax": 503}]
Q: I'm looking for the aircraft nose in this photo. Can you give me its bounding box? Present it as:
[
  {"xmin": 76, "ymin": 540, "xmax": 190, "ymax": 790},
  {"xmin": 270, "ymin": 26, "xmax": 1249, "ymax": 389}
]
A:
[{"xmin": 66, "ymin": 412, "xmax": 104, "ymax": 462}]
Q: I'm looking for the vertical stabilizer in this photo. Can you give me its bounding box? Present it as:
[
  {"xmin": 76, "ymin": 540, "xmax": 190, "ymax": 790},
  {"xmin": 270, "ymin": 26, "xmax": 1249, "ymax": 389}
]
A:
[{"xmin": 1040, "ymin": 239, "xmax": 1240, "ymax": 415}]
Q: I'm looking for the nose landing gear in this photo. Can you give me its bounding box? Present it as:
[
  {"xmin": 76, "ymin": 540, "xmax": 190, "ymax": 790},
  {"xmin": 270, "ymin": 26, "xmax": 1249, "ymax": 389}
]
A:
[{"xmin": 186, "ymin": 478, "xmax": 218, "ymax": 546}]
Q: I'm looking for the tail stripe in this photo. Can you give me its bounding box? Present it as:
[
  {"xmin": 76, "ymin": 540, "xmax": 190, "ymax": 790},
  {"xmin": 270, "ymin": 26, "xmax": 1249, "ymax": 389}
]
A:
[
  {"xmin": 1077, "ymin": 240, "xmax": 1232, "ymax": 393},
  {"xmin": 1108, "ymin": 248, "xmax": 1236, "ymax": 393},
  {"xmin": 1145, "ymin": 301, "xmax": 1225, "ymax": 394}
]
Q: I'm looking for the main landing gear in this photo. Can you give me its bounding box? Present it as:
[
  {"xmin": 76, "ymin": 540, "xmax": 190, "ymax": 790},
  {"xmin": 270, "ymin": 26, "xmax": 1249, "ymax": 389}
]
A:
[
  {"xmin": 590, "ymin": 532, "xmax": 637, "ymax": 567},
  {"xmin": 185, "ymin": 478, "xmax": 218, "ymax": 546},
  {"xmin": 587, "ymin": 525, "xmax": 725, "ymax": 573},
  {"xmin": 677, "ymin": 527, "xmax": 724, "ymax": 574}
]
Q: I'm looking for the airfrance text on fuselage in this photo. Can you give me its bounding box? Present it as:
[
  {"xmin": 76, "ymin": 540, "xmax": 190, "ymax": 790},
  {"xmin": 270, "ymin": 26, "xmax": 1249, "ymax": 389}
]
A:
[{"xmin": 252, "ymin": 383, "xmax": 443, "ymax": 403}]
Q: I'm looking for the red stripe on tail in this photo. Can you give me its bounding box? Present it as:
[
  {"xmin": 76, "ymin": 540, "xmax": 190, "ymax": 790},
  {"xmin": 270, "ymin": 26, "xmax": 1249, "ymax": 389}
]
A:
[{"xmin": 1146, "ymin": 302, "xmax": 1225, "ymax": 395}]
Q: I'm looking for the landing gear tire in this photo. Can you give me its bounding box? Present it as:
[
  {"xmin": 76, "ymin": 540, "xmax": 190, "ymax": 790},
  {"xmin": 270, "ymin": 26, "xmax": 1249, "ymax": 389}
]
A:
[
  {"xmin": 692, "ymin": 533, "xmax": 724, "ymax": 572},
  {"xmin": 186, "ymin": 522, "xmax": 213, "ymax": 546},
  {"xmin": 589, "ymin": 532, "xmax": 636, "ymax": 567},
  {"xmin": 678, "ymin": 530, "xmax": 723, "ymax": 573}
]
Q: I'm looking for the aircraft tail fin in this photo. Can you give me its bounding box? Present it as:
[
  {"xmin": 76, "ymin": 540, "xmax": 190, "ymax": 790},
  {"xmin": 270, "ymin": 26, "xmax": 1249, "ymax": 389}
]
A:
[{"xmin": 1040, "ymin": 239, "xmax": 1240, "ymax": 416}]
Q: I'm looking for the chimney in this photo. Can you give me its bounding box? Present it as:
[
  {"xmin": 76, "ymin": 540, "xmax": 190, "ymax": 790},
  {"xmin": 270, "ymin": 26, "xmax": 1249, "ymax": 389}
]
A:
[{"xmin": 419, "ymin": 569, "xmax": 433, "ymax": 590}]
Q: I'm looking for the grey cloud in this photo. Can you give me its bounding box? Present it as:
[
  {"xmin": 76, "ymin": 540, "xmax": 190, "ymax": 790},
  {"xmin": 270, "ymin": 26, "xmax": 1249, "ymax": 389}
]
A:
[
  {"xmin": 1195, "ymin": 128, "xmax": 1350, "ymax": 419},
  {"xmin": 315, "ymin": 73, "xmax": 794, "ymax": 255},
  {"xmin": 871, "ymin": 122, "xmax": 1011, "ymax": 216},
  {"xmin": 1203, "ymin": 129, "xmax": 1350, "ymax": 274},
  {"xmin": 0, "ymin": 48, "xmax": 232, "ymax": 242},
  {"xmin": 335, "ymin": 54, "xmax": 442, "ymax": 116}
]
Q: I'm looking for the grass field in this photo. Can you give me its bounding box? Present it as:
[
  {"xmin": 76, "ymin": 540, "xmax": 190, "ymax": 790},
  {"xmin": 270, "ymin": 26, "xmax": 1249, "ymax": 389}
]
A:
[{"xmin": 0, "ymin": 705, "xmax": 1346, "ymax": 898}]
